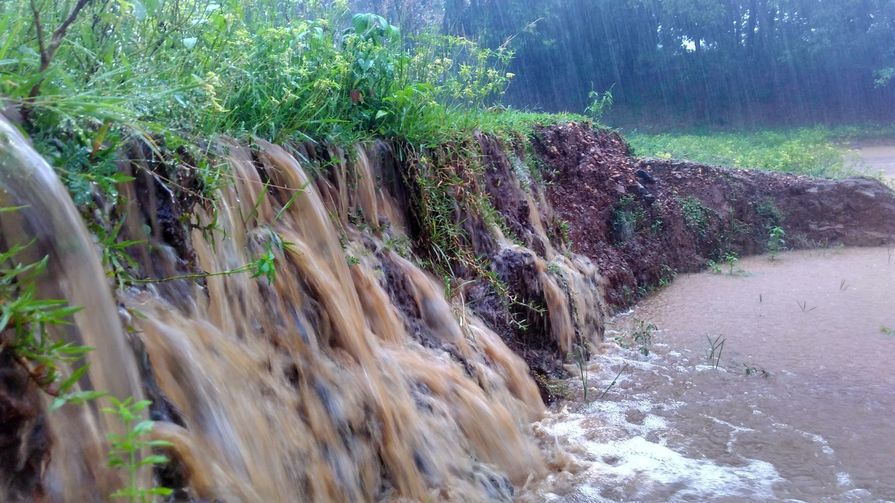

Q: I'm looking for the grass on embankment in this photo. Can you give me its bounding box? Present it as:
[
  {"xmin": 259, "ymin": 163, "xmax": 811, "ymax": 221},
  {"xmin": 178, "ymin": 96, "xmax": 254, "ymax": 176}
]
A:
[{"xmin": 626, "ymin": 125, "xmax": 895, "ymax": 179}]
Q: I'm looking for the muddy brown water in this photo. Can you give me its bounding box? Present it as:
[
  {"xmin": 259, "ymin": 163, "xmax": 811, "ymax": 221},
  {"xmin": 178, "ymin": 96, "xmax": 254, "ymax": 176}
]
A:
[{"xmin": 525, "ymin": 248, "xmax": 895, "ymax": 502}]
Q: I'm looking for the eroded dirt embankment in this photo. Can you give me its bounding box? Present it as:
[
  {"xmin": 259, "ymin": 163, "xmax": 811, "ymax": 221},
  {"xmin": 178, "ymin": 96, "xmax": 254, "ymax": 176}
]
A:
[
  {"xmin": 533, "ymin": 123, "xmax": 895, "ymax": 309},
  {"xmin": 4, "ymin": 119, "xmax": 895, "ymax": 501}
]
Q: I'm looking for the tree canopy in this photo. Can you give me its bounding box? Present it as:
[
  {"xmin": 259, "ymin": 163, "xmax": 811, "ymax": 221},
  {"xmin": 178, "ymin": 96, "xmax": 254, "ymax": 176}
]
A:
[{"xmin": 437, "ymin": 0, "xmax": 895, "ymax": 125}]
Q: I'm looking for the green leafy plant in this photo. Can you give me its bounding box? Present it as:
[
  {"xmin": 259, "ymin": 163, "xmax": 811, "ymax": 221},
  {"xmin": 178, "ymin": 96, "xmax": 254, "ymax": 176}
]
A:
[
  {"xmin": 767, "ymin": 226, "xmax": 786, "ymax": 260},
  {"xmin": 631, "ymin": 319, "xmax": 657, "ymax": 356},
  {"xmin": 553, "ymin": 218, "xmax": 572, "ymax": 247},
  {"xmin": 707, "ymin": 252, "xmax": 747, "ymax": 276},
  {"xmin": 657, "ymin": 264, "xmax": 676, "ymax": 288},
  {"xmin": 613, "ymin": 318, "xmax": 657, "ymax": 356},
  {"xmin": 724, "ymin": 252, "xmax": 744, "ymax": 275},
  {"xmin": 584, "ymin": 88, "xmax": 613, "ymax": 122},
  {"xmin": 103, "ymin": 397, "xmax": 173, "ymax": 502}
]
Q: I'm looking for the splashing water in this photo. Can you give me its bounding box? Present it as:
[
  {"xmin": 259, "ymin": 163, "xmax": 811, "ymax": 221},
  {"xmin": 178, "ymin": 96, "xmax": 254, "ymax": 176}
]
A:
[
  {"xmin": 523, "ymin": 248, "xmax": 895, "ymax": 502},
  {"xmin": 0, "ymin": 118, "xmax": 145, "ymax": 501},
  {"xmin": 2, "ymin": 116, "xmax": 613, "ymax": 501}
]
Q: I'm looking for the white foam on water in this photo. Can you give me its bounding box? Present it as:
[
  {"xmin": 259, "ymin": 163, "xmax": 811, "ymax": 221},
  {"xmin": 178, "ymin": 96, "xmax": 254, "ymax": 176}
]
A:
[
  {"xmin": 530, "ymin": 343, "xmax": 784, "ymax": 502},
  {"xmin": 536, "ymin": 428, "xmax": 781, "ymax": 502},
  {"xmin": 597, "ymin": 436, "xmax": 779, "ymax": 499},
  {"xmin": 836, "ymin": 471, "xmax": 852, "ymax": 488},
  {"xmin": 538, "ymin": 394, "xmax": 781, "ymax": 502},
  {"xmin": 841, "ymin": 488, "xmax": 873, "ymax": 500}
]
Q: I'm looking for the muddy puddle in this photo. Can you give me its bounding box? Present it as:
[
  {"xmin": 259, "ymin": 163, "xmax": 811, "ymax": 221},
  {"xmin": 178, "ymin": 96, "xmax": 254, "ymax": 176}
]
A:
[{"xmin": 523, "ymin": 247, "xmax": 895, "ymax": 502}]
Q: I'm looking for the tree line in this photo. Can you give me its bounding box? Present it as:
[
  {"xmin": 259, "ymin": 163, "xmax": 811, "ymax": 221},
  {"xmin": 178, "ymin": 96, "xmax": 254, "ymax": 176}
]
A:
[{"xmin": 357, "ymin": 0, "xmax": 895, "ymax": 126}]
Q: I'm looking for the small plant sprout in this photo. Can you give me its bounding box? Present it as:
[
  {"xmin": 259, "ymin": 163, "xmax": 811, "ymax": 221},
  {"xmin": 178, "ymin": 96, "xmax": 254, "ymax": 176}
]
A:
[
  {"xmin": 568, "ymin": 343, "xmax": 590, "ymax": 401},
  {"xmin": 584, "ymin": 87, "xmax": 614, "ymax": 122},
  {"xmin": 103, "ymin": 397, "xmax": 173, "ymax": 502},
  {"xmin": 706, "ymin": 334, "xmax": 726, "ymax": 369},
  {"xmin": 881, "ymin": 326, "xmax": 894, "ymax": 336},
  {"xmin": 797, "ymin": 300, "xmax": 817, "ymax": 313},
  {"xmin": 632, "ymin": 319, "xmax": 657, "ymax": 356},
  {"xmin": 708, "ymin": 253, "xmax": 747, "ymax": 276},
  {"xmin": 725, "ymin": 252, "xmax": 740, "ymax": 275},
  {"xmin": 767, "ymin": 226, "xmax": 786, "ymax": 260}
]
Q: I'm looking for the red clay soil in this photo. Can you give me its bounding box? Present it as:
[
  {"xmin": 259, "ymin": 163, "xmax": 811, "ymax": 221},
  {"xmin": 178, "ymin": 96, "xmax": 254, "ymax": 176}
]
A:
[{"xmin": 534, "ymin": 123, "xmax": 895, "ymax": 309}]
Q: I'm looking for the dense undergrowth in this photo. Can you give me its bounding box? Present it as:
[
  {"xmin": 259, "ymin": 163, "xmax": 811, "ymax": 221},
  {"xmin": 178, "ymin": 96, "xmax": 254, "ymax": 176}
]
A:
[
  {"xmin": 627, "ymin": 125, "xmax": 895, "ymax": 179},
  {"xmin": 1, "ymin": 0, "xmax": 582, "ymax": 159}
]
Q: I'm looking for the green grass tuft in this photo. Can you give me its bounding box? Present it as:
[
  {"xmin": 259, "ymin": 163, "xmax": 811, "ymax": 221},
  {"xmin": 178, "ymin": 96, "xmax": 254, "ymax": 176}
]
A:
[{"xmin": 626, "ymin": 127, "xmax": 870, "ymax": 178}]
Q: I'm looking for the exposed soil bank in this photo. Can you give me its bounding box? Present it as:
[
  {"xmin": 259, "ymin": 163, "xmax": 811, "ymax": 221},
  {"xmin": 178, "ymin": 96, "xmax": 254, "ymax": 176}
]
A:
[
  {"xmin": 524, "ymin": 247, "xmax": 895, "ymax": 502},
  {"xmin": 535, "ymin": 123, "xmax": 895, "ymax": 309},
  {"xmin": 4, "ymin": 119, "xmax": 895, "ymax": 501}
]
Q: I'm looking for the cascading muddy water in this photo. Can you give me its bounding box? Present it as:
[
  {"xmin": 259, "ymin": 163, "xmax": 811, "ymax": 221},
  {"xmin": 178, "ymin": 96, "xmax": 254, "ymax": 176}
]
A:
[
  {"xmin": 0, "ymin": 118, "xmax": 145, "ymax": 501},
  {"xmin": 5, "ymin": 116, "xmax": 895, "ymax": 502},
  {"xmin": 1, "ymin": 115, "xmax": 609, "ymax": 501}
]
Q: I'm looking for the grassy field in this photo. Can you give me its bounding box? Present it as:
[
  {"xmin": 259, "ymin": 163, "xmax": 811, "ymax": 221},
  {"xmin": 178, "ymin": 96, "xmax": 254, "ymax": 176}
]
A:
[{"xmin": 626, "ymin": 125, "xmax": 895, "ymax": 178}]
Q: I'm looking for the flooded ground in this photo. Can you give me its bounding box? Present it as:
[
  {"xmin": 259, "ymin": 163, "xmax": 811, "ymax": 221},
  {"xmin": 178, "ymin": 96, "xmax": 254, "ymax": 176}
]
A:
[
  {"xmin": 525, "ymin": 248, "xmax": 895, "ymax": 502},
  {"xmin": 848, "ymin": 144, "xmax": 895, "ymax": 183}
]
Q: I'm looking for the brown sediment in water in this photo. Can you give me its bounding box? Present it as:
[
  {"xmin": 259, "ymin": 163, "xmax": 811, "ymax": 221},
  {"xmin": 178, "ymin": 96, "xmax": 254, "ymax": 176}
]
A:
[
  {"xmin": 1, "ymin": 116, "xmax": 895, "ymax": 501},
  {"xmin": 522, "ymin": 247, "xmax": 895, "ymax": 502}
]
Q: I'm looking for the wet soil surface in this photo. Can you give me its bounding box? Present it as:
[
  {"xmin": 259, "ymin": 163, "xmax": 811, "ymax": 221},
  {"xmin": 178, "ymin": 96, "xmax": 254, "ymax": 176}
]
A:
[
  {"xmin": 848, "ymin": 144, "xmax": 895, "ymax": 182},
  {"xmin": 525, "ymin": 248, "xmax": 895, "ymax": 502}
]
